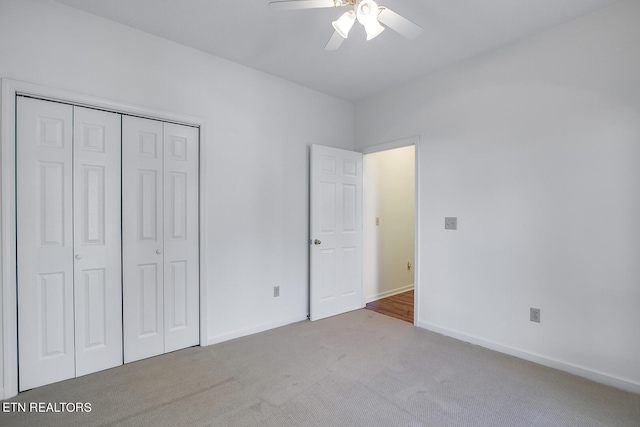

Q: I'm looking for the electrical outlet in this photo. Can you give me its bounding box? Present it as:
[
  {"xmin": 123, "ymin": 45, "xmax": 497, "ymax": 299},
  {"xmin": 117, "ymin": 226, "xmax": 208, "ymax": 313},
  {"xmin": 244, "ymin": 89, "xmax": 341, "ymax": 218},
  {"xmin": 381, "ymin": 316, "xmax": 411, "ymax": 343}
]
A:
[
  {"xmin": 274, "ymin": 286, "xmax": 280, "ymax": 297},
  {"xmin": 407, "ymin": 260, "xmax": 411, "ymax": 271},
  {"xmin": 530, "ymin": 308, "xmax": 540, "ymax": 323}
]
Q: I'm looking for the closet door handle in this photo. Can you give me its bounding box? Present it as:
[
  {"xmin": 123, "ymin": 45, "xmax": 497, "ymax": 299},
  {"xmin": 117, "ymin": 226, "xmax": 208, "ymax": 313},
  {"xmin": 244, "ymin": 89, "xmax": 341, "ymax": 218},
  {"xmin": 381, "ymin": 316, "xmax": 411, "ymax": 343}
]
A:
[
  {"xmin": 156, "ymin": 249, "xmax": 162, "ymax": 255},
  {"xmin": 75, "ymin": 254, "xmax": 83, "ymax": 260}
]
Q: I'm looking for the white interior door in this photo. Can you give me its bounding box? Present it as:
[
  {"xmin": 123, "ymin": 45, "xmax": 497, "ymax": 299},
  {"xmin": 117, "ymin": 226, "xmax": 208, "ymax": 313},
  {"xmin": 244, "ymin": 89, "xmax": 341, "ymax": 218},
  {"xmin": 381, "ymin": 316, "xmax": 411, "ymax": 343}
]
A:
[
  {"xmin": 122, "ymin": 116, "xmax": 165, "ymax": 363},
  {"xmin": 163, "ymin": 123, "xmax": 200, "ymax": 352},
  {"xmin": 73, "ymin": 106, "xmax": 123, "ymax": 376},
  {"xmin": 17, "ymin": 97, "xmax": 75, "ymax": 391},
  {"xmin": 310, "ymin": 144, "xmax": 363, "ymax": 321}
]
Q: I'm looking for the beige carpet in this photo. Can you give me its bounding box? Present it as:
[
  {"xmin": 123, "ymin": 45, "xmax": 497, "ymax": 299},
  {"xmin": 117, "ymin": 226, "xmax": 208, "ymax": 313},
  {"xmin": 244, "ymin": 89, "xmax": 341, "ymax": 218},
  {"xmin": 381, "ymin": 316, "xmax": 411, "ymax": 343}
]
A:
[{"xmin": 2, "ymin": 309, "xmax": 639, "ymax": 426}]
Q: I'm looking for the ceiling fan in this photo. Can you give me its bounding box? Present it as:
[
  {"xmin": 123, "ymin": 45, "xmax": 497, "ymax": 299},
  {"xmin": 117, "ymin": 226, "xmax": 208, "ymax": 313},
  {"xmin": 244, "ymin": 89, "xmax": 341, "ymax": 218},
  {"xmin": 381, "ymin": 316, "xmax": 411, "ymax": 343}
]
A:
[{"xmin": 269, "ymin": 0, "xmax": 423, "ymax": 50}]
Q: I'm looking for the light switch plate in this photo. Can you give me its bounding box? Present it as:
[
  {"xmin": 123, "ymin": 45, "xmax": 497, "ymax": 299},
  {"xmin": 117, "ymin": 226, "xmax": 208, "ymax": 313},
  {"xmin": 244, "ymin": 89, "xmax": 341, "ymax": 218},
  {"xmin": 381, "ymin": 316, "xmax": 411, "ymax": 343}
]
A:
[{"xmin": 445, "ymin": 217, "xmax": 457, "ymax": 230}]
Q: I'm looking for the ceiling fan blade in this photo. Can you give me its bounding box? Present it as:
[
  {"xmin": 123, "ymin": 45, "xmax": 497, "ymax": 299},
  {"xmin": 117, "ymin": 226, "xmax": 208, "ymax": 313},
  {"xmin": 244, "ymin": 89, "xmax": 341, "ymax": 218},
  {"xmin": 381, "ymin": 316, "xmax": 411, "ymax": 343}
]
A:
[
  {"xmin": 377, "ymin": 7, "xmax": 423, "ymax": 39},
  {"xmin": 325, "ymin": 31, "xmax": 345, "ymax": 51},
  {"xmin": 269, "ymin": 0, "xmax": 339, "ymax": 10}
]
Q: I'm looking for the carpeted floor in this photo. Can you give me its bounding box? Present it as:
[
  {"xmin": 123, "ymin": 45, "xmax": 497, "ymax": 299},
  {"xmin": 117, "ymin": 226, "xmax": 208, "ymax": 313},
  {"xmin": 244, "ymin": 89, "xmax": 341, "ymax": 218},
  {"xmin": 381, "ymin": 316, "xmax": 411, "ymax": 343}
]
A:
[{"xmin": 2, "ymin": 309, "xmax": 639, "ymax": 426}]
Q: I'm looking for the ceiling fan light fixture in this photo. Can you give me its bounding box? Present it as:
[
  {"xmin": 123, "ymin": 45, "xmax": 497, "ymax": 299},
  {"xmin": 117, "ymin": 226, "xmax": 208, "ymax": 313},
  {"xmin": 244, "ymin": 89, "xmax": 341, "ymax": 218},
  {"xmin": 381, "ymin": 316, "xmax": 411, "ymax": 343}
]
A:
[
  {"xmin": 332, "ymin": 10, "xmax": 356, "ymax": 38},
  {"xmin": 271, "ymin": 0, "xmax": 424, "ymax": 50},
  {"xmin": 356, "ymin": 0, "xmax": 384, "ymax": 40},
  {"xmin": 363, "ymin": 17, "xmax": 385, "ymax": 40},
  {"xmin": 356, "ymin": 0, "xmax": 378, "ymax": 22}
]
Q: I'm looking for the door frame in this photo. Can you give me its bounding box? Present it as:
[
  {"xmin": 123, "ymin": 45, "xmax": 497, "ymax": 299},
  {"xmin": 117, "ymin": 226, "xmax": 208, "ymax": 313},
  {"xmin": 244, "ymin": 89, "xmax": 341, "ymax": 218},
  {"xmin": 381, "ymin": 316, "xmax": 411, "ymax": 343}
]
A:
[
  {"xmin": 359, "ymin": 136, "xmax": 421, "ymax": 325},
  {"xmin": 0, "ymin": 78, "xmax": 209, "ymax": 399}
]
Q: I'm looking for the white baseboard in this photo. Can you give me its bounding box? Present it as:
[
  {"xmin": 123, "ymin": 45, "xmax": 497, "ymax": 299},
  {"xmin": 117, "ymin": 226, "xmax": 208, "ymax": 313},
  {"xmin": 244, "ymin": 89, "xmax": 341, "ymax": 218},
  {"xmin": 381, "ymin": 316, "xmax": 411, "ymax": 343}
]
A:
[
  {"xmin": 366, "ymin": 284, "xmax": 414, "ymax": 304},
  {"xmin": 206, "ymin": 314, "xmax": 308, "ymax": 346},
  {"xmin": 417, "ymin": 321, "xmax": 640, "ymax": 394}
]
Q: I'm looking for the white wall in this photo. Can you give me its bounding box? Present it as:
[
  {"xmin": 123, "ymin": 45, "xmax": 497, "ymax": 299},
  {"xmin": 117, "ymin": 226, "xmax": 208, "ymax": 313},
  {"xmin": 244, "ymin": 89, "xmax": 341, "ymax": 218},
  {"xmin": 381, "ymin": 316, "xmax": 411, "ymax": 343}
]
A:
[
  {"xmin": 356, "ymin": 0, "xmax": 640, "ymax": 392},
  {"xmin": 0, "ymin": 0, "xmax": 354, "ymax": 397},
  {"xmin": 363, "ymin": 146, "xmax": 415, "ymax": 302}
]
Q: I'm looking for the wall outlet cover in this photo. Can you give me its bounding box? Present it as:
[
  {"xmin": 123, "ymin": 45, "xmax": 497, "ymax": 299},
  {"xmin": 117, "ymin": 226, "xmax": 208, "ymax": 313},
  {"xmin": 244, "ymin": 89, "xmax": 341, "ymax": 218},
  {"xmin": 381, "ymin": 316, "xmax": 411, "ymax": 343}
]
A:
[
  {"xmin": 530, "ymin": 308, "xmax": 540, "ymax": 323},
  {"xmin": 274, "ymin": 286, "xmax": 280, "ymax": 297}
]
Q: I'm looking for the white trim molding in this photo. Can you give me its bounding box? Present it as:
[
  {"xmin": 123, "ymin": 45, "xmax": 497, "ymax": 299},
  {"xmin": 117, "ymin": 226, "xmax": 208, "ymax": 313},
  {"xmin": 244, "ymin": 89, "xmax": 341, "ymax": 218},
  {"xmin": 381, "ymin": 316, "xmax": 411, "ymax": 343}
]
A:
[
  {"xmin": 418, "ymin": 321, "xmax": 640, "ymax": 395},
  {"xmin": 365, "ymin": 284, "xmax": 415, "ymax": 304},
  {"xmin": 359, "ymin": 135, "xmax": 419, "ymax": 155},
  {"xmin": 0, "ymin": 78, "xmax": 209, "ymax": 400},
  {"xmin": 207, "ymin": 314, "xmax": 308, "ymax": 346}
]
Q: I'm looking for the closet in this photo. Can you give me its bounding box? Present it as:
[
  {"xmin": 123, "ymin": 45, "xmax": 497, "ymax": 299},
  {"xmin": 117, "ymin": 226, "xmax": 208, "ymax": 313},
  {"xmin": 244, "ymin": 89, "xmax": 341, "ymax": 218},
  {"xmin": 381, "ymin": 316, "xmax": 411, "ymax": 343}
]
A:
[{"xmin": 16, "ymin": 97, "xmax": 199, "ymax": 391}]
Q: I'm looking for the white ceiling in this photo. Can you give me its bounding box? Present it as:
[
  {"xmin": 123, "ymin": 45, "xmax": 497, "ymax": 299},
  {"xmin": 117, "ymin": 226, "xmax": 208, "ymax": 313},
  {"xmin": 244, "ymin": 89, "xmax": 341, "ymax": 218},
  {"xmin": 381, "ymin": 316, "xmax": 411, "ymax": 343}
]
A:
[{"xmin": 53, "ymin": 0, "xmax": 619, "ymax": 102}]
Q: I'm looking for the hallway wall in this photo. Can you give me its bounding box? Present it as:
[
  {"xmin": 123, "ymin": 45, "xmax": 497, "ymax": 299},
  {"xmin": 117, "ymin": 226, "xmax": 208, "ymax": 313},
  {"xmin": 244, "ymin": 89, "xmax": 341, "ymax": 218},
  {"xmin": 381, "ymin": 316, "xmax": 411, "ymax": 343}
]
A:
[{"xmin": 363, "ymin": 146, "xmax": 415, "ymax": 302}]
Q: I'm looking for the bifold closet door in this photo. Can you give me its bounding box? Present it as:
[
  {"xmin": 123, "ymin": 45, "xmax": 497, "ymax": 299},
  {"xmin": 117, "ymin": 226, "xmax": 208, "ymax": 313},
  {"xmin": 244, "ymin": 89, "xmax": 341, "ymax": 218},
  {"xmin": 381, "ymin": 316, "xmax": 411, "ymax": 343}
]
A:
[
  {"xmin": 163, "ymin": 123, "xmax": 200, "ymax": 353},
  {"xmin": 122, "ymin": 117, "xmax": 165, "ymax": 363},
  {"xmin": 122, "ymin": 116, "xmax": 199, "ymax": 363},
  {"xmin": 73, "ymin": 106, "xmax": 123, "ymax": 377},
  {"xmin": 17, "ymin": 98, "xmax": 123, "ymax": 391},
  {"xmin": 17, "ymin": 98, "xmax": 74, "ymax": 391}
]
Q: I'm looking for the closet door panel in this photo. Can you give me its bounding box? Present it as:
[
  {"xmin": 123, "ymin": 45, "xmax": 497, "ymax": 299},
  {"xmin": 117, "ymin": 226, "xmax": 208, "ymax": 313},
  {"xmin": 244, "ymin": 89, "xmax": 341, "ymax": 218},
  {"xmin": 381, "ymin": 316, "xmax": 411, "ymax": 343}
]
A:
[
  {"xmin": 163, "ymin": 123, "xmax": 199, "ymax": 352},
  {"xmin": 17, "ymin": 97, "xmax": 75, "ymax": 391},
  {"xmin": 73, "ymin": 106, "xmax": 123, "ymax": 376},
  {"xmin": 122, "ymin": 116, "xmax": 165, "ymax": 363}
]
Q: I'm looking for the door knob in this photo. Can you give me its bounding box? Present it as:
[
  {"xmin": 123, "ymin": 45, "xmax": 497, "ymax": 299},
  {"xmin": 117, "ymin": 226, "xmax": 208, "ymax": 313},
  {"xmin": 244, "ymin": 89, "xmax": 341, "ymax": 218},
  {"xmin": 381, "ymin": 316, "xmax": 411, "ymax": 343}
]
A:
[
  {"xmin": 313, "ymin": 239, "xmax": 322, "ymax": 245},
  {"xmin": 75, "ymin": 254, "xmax": 83, "ymax": 260},
  {"xmin": 156, "ymin": 249, "xmax": 162, "ymax": 255}
]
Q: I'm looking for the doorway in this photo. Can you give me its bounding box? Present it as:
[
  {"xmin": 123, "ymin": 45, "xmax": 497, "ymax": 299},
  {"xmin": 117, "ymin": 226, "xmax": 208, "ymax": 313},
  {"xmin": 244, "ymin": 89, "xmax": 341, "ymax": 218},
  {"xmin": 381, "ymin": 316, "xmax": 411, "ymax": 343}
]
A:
[{"xmin": 363, "ymin": 144, "xmax": 416, "ymax": 323}]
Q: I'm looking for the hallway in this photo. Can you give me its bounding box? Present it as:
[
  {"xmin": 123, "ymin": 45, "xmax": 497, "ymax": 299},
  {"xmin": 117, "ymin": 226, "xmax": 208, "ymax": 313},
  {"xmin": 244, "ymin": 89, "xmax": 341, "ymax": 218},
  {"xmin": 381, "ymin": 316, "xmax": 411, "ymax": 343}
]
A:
[{"xmin": 365, "ymin": 290, "xmax": 414, "ymax": 323}]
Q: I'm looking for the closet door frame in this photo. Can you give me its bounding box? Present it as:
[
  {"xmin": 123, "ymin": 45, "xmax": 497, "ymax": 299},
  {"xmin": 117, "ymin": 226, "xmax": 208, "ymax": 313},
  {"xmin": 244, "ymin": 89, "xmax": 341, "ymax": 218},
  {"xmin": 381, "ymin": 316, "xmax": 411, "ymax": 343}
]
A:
[{"xmin": 0, "ymin": 78, "xmax": 209, "ymax": 400}]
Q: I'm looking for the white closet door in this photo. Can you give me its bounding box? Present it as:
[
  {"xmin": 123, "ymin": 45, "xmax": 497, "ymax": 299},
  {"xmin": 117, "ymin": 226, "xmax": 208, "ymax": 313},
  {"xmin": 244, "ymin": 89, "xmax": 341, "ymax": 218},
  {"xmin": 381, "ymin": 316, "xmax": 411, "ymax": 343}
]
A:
[
  {"xmin": 17, "ymin": 97, "xmax": 75, "ymax": 391},
  {"xmin": 73, "ymin": 106, "xmax": 123, "ymax": 376},
  {"xmin": 122, "ymin": 116, "xmax": 165, "ymax": 363},
  {"xmin": 163, "ymin": 123, "xmax": 199, "ymax": 352}
]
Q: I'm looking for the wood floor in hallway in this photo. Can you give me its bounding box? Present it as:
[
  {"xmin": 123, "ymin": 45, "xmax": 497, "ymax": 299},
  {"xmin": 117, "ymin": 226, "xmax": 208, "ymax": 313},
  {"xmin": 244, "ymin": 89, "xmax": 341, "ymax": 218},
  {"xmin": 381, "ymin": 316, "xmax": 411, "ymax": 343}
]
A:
[{"xmin": 365, "ymin": 290, "xmax": 414, "ymax": 323}]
